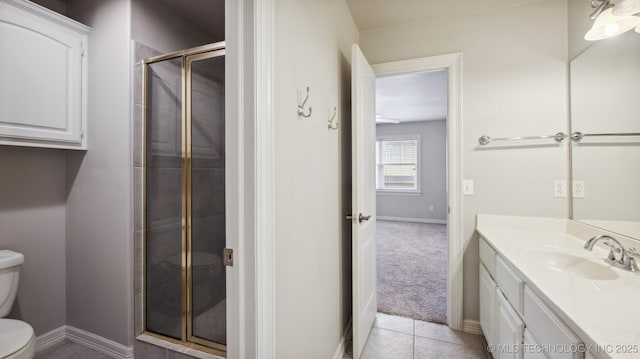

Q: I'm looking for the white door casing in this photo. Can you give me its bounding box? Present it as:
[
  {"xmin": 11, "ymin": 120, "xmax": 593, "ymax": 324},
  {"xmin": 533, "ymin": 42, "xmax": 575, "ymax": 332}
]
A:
[
  {"xmin": 351, "ymin": 44, "xmax": 377, "ymax": 359},
  {"xmin": 371, "ymin": 53, "xmax": 463, "ymax": 330}
]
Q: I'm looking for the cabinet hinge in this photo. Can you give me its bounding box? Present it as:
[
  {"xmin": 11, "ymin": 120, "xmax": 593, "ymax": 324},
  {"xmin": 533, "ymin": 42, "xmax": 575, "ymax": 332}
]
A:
[
  {"xmin": 81, "ymin": 129, "xmax": 85, "ymax": 139},
  {"xmin": 223, "ymin": 248, "xmax": 234, "ymax": 267},
  {"xmin": 80, "ymin": 43, "xmax": 85, "ymax": 57}
]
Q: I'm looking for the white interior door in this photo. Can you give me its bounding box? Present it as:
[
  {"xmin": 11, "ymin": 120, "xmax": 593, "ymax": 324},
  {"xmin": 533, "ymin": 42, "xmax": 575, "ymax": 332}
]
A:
[{"xmin": 351, "ymin": 43, "xmax": 377, "ymax": 359}]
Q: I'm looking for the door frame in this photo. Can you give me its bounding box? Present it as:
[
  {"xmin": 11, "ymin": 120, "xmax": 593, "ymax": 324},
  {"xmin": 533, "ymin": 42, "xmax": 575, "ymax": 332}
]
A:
[{"xmin": 372, "ymin": 53, "xmax": 464, "ymax": 330}]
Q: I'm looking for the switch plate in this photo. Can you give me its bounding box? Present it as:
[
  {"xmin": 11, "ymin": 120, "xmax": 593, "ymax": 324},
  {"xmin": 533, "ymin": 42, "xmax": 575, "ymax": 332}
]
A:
[
  {"xmin": 554, "ymin": 180, "xmax": 567, "ymax": 198},
  {"xmin": 463, "ymin": 180, "xmax": 474, "ymax": 195},
  {"xmin": 428, "ymin": 205, "xmax": 434, "ymax": 211},
  {"xmin": 573, "ymin": 180, "xmax": 585, "ymax": 198}
]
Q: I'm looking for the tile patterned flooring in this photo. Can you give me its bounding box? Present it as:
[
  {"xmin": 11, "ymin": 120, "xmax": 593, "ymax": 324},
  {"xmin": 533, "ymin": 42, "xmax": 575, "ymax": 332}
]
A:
[
  {"xmin": 345, "ymin": 313, "xmax": 490, "ymax": 359},
  {"xmin": 35, "ymin": 341, "xmax": 110, "ymax": 359},
  {"xmin": 34, "ymin": 313, "xmax": 489, "ymax": 358}
]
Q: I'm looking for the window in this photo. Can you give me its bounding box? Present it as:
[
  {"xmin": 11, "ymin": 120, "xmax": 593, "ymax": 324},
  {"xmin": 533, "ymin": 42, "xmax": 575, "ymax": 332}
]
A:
[{"xmin": 376, "ymin": 135, "xmax": 420, "ymax": 192}]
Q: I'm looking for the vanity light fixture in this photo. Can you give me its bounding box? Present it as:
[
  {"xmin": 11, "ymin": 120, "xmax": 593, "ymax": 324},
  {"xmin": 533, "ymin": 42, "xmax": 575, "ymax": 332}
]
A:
[
  {"xmin": 585, "ymin": 0, "xmax": 640, "ymax": 41},
  {"xmin": 612, "ymin": 0, "xmax": 640, "ymax": 16}
]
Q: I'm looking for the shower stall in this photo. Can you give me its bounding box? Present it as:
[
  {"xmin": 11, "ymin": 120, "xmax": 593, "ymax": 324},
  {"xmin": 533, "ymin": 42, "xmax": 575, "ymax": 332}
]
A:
[{"xmin": 142, "ymin": 41, "xmax": 227, "ymax": 355}]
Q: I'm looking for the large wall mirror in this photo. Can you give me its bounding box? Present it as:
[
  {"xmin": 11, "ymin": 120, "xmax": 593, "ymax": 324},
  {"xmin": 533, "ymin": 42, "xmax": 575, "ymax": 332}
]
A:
[{"xmin": 570, "ymin": 30, "xmax": 640, "ymax": 240}]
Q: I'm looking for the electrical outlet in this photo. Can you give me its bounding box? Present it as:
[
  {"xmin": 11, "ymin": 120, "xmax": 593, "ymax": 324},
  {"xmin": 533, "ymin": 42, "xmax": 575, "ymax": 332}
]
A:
[
  {"xmin": 573, "ymin": 180, "xmax": 585, "ymax": 198},
  {"xmin": 463, "ymin": 179, "xmax": 474, "ymax": 195},
  {"xmin": 554, "ymin": 180, "xmax": 567, "ymax": 198},
  {"xmin": 428, "ymin": 205, "xmax": 434, "ymax": 211}
]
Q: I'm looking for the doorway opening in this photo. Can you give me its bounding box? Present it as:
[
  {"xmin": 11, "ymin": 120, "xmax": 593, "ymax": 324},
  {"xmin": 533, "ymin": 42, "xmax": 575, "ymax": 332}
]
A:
[
  {"xmin": 375, "ymin": 70, "xmax": 449, "ymax": 325},
  {"xmin": 349, "ymin": 52, "xmax": 463, "ymax": 358}
]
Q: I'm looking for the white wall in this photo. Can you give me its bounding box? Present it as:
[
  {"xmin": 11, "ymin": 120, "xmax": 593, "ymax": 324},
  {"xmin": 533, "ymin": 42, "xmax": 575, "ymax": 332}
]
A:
[
  {"xmin": 568, "ymin": 0, "xmax": 593, "ymax": 60},
  {"xmin": 0, "ymin": 147, "xmax": 67, "ymax": 336},
  {"xmin": 273, "ymin": 0, "xmax": 358, "ymax": 357},
  {"xmin": 376, "ymin": 120, "xmax": 447, "ymax": 222},
  {"xmin": 360, "ymin": 0, "xmax": 570, "ymax": 322},
  {"xmin": 65, "ymin": 0, "xmax": 133, "ymax": 346}
]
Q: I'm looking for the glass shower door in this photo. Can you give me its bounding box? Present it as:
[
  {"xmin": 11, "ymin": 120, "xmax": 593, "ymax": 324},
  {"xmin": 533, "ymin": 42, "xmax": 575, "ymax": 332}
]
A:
[
  {"xmin": 186, "ymin": 51, "xmax": 226, "ymax": 349},
  {"xmin": 145, "ymin": 57, "xmax": 184, "ymax": 340},
  {"xmin": 143, "ymin": 43, "xmax": 227, "ymax": 355}
]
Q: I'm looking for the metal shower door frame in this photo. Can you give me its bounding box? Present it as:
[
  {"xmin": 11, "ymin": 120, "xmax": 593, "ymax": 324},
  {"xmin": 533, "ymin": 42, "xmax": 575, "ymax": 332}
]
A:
[{"xmin": 142, "ymin": 41, "xmax": 227, "ymax": 356}]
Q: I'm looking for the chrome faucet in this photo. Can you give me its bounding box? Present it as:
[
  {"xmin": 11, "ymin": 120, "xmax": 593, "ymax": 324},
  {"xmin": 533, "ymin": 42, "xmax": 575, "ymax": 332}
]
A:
[{"xmin": 584, "ymin": 235, "xmax": 640, "ymax": 273}]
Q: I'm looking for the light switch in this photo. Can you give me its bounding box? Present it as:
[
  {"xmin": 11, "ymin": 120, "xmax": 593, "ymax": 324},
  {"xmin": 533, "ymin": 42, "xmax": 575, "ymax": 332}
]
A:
[
  {"xmin": 463, "ymin": 179, "xmax": 474, "ymax": 195},
  {"xmin": 573, "ymin": 181, "xmax": 585, "ymax": 198}
]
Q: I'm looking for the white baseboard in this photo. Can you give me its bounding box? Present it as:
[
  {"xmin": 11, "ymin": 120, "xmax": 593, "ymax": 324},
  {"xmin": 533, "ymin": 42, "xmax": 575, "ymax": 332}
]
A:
[
  {"xmin": 35, "ymin": 325, "xmax": 67, "ymax": 352},
  {"xmin": 377, "ymin": 216, "xmax": 447, "ymax": 225},
  {"xmin": 463, "ymin": 319, "xmax": 482, "ymax": 335},
  {"xmin": 332, "ymin": 319, "xmax": 353, "ymax": 359},
  {"xmin": 35, "ymin": 326, "xmax": 134, "ymax": 359},
  {"xmin": 66, "ymin": 326, "xmax": 134, "ymax": 359}
]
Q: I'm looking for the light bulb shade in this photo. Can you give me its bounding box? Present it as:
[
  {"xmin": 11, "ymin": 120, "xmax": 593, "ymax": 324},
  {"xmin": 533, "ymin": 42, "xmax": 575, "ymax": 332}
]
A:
[
  {"xmin": 585, "ymin": 8, "xmax": 640, "ymax": 40},
  {"xmin": 612, "ymin": 0, "xmax": 640, "ymax": 16}
]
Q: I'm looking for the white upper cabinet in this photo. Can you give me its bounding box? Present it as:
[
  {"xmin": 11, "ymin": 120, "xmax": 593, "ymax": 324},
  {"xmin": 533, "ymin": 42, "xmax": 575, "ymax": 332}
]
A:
[{"xmin": 0, "ymin": 0, "xmax": 89, "ymax": 150}]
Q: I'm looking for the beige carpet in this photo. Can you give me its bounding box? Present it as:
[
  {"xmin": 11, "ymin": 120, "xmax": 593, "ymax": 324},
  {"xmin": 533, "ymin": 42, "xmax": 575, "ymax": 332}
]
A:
[{"xmin": 376, "ymin": 220, "xmax": 447, "ymax": 324}]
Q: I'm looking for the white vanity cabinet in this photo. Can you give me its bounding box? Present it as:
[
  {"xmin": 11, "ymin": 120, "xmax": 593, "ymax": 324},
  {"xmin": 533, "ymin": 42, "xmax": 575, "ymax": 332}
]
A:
[
  {"xmin": 480, "ymin": 264, "xmax": 497, "ymax": 348},
  {"xmin": 496, "ymin": 289, "xmax": 525, "ymax": 359},
  {"xmin": 0, "ymin": 0, "xmax": 89, "ymax": 149},
  {"xmin": 480, "ymin": 238, "xmax": 497, "ymax": 348},
  {"xmin": 480, "ymin": 237, "xmax": 584, "ymax": 359},
  {"xmin": 524, "ymin": 330, "xmax": 546, "ymax": 359}
]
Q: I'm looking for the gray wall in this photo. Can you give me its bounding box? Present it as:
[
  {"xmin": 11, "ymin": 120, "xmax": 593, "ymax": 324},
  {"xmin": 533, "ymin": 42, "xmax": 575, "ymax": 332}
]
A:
[
  {"xmin": 30, "ymin": 0, "xmax": 68, "ymax": 15},
  {"xmin": 131, "ymin": 0, "xmax": 224, "ymax": 55},
  {"xmin": 360, "ymin": 0, "xmax": 570, "ymax": 322},
  {"xmin": 0, "ymin": 147, "xmax": 67, "ymax": 336},
  {"xmin": 376, "ymin": 120, "xmax": 447, "ymax": 222},
  {"xmin": 65, "ymin": 0, "xmax": 133, "ymax": 347}
]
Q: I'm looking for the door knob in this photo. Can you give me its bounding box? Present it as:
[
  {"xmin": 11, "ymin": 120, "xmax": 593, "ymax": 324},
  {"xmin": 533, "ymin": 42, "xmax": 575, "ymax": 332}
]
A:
[{"xmin": 346, "ymin": 213, "xmax": 372, "ymax": 223}]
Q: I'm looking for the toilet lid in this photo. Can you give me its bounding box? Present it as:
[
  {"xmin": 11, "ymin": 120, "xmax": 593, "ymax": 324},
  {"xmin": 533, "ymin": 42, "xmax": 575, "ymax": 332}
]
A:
[{"xmin": 0, "ymin": 319, "xmax": 34, "ymax": 357}]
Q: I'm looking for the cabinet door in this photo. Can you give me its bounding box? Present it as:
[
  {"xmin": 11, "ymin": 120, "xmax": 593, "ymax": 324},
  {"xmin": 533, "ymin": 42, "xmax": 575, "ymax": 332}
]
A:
[
  {"xmin": 496, "ymin": 289, "xmax": 524, "ymax": 359},
  {"xmin": 524, "ymin": 329, "xmax": 548, "ymax": 359},
  {"xmin": 480, "ymin": 264, "xmax": 497, "ymax": 348},
  {"xmin": 523, "ymin": 287, "xmax": 583, "ymax": 359},
  {"xmin": 0, "ymin": 1, "xmax": 88, "ymax": 149}
]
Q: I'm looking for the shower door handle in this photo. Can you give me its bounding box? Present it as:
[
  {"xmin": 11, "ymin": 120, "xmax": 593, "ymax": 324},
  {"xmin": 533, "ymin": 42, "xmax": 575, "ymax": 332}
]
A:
[{"xmin": 223, "ymin": 248, "xmax": 234, "ymax": 267}]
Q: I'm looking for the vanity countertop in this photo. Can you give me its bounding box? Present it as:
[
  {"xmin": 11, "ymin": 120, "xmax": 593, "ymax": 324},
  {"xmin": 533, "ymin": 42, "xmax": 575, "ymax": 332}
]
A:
[{"xmin": 477, "ymin": 214, "xmax": 640, "ymax": 359}]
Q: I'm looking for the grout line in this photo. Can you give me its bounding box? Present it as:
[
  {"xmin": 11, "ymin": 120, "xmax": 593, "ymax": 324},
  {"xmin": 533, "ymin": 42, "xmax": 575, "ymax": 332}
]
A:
[
  {"xmin": 412, "ymin": 330, "xmax": 416, "ymax": 359},
  {"xmin": 372, "ymin": 325, "xmax": 414, "ymax": 337}
]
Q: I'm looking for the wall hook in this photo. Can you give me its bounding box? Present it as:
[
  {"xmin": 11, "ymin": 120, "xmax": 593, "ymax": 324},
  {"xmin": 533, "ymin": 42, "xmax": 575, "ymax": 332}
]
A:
[
  {"xmin": 297, "ymin": 87, "xmax": 312, "ymax": 118},
  {"xmin": 328, "ymin": 106, "xmax": 338, "ymax": 130}
]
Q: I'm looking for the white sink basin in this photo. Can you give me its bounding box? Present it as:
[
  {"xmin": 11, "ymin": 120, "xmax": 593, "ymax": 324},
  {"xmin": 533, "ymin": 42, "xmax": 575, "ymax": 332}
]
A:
[{"xmin": 525, "ymin": 249, "xmax": 619, "ymax": 280}]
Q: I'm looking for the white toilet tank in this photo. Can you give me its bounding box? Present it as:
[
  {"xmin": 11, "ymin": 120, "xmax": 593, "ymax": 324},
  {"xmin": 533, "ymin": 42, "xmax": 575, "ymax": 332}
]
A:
[{"xmin": 0, "ymin": 250, "xmax": 24, "ymax": 317}]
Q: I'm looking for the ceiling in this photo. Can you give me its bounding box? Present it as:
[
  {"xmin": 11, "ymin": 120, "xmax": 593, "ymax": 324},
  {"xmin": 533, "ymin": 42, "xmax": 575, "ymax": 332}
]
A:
[
  {"xmin": 376, "ymin": 71, "xmax": 447, "ymax": 123},
  {"xmin": 346, "ymin": 0, "xmax": 545, "ymax": 31}
]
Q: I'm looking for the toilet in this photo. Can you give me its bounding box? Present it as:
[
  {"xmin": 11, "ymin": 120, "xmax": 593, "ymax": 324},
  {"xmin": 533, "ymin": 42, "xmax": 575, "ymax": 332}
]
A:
[{"xmin": 0, "ymin": 250, "xmax": 36, "ymax": 359}]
